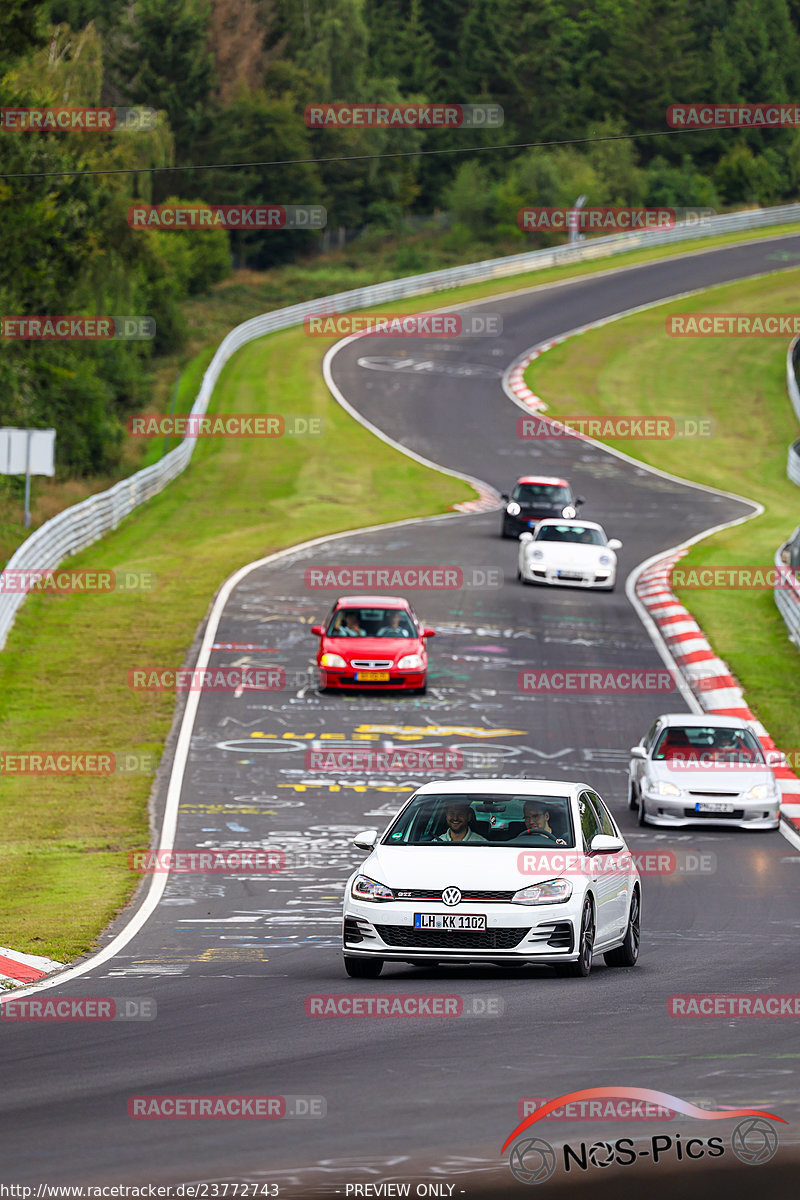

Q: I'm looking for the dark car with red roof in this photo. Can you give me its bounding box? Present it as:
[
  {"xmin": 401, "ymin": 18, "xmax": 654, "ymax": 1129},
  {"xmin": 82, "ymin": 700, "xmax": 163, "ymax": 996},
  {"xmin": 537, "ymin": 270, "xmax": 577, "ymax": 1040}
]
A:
[
  {"xmin": 500, "ymin": 475, "xmax": 585, "ymax": 538},
  {"xmin": 311, "ymin": 595, "xmax": 435, "ymax": 693}
]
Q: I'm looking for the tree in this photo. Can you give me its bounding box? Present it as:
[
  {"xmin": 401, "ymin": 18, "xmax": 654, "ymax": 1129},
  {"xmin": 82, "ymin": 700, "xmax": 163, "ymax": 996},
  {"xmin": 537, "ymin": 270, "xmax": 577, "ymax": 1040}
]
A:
[{"xmin": 112, "ymin": 0, "xmax": 217, "ymax": 166}]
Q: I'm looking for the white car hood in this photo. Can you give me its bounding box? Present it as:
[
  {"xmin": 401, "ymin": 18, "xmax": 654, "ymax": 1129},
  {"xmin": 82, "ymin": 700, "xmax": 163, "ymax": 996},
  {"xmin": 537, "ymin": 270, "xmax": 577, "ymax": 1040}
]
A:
[{"xmin": 361, "ymin": 844, "xmax": 580, "ymax": 890}]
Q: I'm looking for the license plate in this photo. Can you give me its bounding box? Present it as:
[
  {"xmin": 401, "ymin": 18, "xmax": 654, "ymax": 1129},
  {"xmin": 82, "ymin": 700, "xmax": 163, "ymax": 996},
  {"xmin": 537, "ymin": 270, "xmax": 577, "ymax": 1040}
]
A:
[
  {"xmin": 414, "ymin": 913, "xmax": 487, "ymax": 930},
  {"xmin": 355, "ymin": 671, "xmax": 390, "ymax": 681},
  {"xmin": 695, "ymin": 801, "xmax": 735, "ymax": 813},
  {"xmin": 557, "ymin": 570, "xmax": 583, "ymax": 580}
]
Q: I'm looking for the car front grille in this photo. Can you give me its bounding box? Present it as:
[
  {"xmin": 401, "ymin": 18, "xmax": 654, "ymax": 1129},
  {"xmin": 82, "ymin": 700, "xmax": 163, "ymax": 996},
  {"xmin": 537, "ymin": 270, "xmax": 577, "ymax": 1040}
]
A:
[
  {"xmin": 350, "ymin": 659, "xmax": 393, "ymax": 669},
  {"xmin": 682, "ymin": 808, "xmax": 745, "ymax": 819},
  {"xmin": 687, "ymin": 790, "xmax": 740, "ymax": 798},
  {"xmin": 374, "ymin": 925, "xmax": 530, "ymax": 950},
  {"xmin": 392, "ymin": 889, "xmax": 517, "ymax": 902}
]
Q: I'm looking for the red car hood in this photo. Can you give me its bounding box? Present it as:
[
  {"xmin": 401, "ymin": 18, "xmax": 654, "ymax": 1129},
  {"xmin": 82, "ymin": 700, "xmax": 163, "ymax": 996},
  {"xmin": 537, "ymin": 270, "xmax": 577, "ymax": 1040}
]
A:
[{"xmin": 320, "ymin": 635, "xmax": 423, "ymax": 659}]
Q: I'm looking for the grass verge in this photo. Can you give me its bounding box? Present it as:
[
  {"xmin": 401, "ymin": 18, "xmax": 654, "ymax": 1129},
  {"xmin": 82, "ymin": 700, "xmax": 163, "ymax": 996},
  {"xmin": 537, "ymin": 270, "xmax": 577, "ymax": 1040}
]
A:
[
  {"xmin": 526, "ymin": 269, "xmax": 800, "ymax": 748},
  {"xmin": 0, "ymin": 328, "xmax": 470, "ymax": 961}
]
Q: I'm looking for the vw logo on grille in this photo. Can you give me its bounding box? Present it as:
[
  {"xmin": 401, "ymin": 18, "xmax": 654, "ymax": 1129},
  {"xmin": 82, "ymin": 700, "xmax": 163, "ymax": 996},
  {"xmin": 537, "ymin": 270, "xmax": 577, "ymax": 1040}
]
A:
[{"xmin": 442, "ymin": 887, "xmax": 461, "ymax": 906}]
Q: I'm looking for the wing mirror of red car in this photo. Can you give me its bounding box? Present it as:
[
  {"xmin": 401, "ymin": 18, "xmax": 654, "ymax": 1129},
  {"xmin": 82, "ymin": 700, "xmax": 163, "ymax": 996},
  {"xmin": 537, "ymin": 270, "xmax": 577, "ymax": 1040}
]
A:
[
  {"xmin": 310, "ymin": 624, "xmax": 324, "ymax": 636},
  {"xmin": 423, "ymin": 627, "xmax": 436, "ymax": 638}
]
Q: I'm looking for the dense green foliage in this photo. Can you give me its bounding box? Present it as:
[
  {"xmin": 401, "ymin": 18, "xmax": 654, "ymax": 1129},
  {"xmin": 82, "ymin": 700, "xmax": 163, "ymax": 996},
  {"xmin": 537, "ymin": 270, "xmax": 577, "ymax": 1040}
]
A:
[{"xmin": 2, "ymin": 0, "xmax": 800, "ymax": 477}]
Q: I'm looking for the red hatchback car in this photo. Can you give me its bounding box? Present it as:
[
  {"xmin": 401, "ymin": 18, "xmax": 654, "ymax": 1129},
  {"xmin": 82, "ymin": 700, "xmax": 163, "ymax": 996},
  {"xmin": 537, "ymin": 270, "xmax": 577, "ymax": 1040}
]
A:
[{"xmin": 311, "ymin": 595, "xmax": 435, "ymax": 693}]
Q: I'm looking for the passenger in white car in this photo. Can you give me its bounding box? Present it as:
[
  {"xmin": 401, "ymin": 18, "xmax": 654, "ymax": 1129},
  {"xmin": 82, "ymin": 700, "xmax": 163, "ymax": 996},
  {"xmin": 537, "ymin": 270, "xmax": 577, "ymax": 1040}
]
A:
[{"xmin": 437, "ymin": 803, "xmax": 486, "ymax": 843}]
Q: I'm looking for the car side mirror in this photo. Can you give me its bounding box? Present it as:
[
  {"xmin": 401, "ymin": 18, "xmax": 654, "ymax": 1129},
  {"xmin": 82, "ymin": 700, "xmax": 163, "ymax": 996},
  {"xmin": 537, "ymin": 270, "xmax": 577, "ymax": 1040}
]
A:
[
  {"xmin": 310, "ymin": 624, "xmax": 324, "ymax": 636},
  {"xmin": 765, "ymin": 749, "xmax": 786, "ymax": 768},
  {"xmin": 575, "ymin": 496, "xmax": 586, "ymax": 505},
  {"xmin": 501, "ymin": 492, "xmax": 509, "ymax": 501},
  {"xmin": 353, "ymin": 829, "xmax": 378, "ymax": 851},
  {"xmin": 589, "ymin": 833, "xmax": 625, "ymax": 854},
  {"xmin": 630, "ymin": 745, "xmax": 646, "ymax": 760},
  {"xmin": 519, "ymin": 531, "xmax": 534, "ymax": 542},
  {"xmin": 607, "ymin": 538, "xmax": 622, "ymax": 551},
  {"xmin": 423, "ymin": 627, "xmax": 436, "ymax": 638}
]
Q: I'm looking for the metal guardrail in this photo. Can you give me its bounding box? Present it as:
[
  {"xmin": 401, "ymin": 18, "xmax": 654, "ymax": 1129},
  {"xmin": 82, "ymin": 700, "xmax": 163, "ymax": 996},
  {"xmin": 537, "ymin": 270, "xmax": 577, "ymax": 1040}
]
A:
[
  {"xmin": 3, "ymin": 201, "xmax": 800, "ymax": 648},
  {"xmin": 774, "ymin": 544, "xmax": 800, "ymax": 648},
  {"xmin": 776, "ymin": 338, "xmax": 800, "ymax": 643}
]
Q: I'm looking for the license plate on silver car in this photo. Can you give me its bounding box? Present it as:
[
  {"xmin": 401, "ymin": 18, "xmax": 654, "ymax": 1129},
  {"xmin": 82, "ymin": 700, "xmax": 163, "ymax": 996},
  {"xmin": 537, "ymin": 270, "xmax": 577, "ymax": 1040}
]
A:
[
  {"xmin": 414, "ymin": 913, "xmax": 486, "ymax": 930},
  {"xmin": 695, "ymin": 801, "xmax": 735, "ymax": 813}
]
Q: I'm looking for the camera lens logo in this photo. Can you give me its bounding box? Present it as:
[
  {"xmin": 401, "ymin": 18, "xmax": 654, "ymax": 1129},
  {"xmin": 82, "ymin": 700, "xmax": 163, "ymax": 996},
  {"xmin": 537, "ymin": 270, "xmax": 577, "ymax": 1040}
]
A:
[
  {"xmin": 588, "ymin": 1140, "xmax": 615, "ymax": 1167},
  {"xmin": 508, "ymin": 1137, "xmax": 557, "ymax": 1185},
  {"xmin": 731, "ymin": 1117, "xmax": 779, "ymax": 1165}
]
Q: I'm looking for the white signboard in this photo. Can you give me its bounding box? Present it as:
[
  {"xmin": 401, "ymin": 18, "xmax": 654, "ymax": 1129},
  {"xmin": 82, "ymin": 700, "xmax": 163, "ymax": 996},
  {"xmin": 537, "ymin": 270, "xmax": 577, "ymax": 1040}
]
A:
[{"xmin": 0, "ymin": 428, "xmax": 56, "ymax": 476}]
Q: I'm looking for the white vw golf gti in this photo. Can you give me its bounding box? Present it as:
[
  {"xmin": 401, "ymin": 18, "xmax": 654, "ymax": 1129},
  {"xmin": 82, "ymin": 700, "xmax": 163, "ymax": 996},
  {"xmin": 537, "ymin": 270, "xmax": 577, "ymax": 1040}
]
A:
[
  {"xmin": 517, "ymin": 518, "xmax": 621, "ymax": 590},
  {"xmin": 342, "ymin": 780, "xmax": 641, "ymax": 978}
]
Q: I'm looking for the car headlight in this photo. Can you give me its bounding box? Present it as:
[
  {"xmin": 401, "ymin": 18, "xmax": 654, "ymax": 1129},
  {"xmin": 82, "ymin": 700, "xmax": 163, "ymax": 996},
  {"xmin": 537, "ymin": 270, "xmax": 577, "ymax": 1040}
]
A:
[
  {"xmin": 561, "ymin": 505, "xmax": 577, "ymax": 518},
  {"xmin": 511, "ymin": 878, "xmax": 572, "ymax": 904},
  {"xmin": 320, "ymin": 652, "xmax": 346, "ymax": 668},
  {"xmin": 648, "ymin": 780, "xmax": 682, "ymax": 798},
  {"xmin": 506, "ymin": 502, "xmax": 521, "ymax": 516},
  {"xmin": 351, "ymin": 874, "xmax": 394, "ymax": 902},
  {"xmin": 744, "ymin": 784, "xmax": 774, "ymax": 802},
  {"xmin": 598, "ymin": 554, "xmax": 611, "ymax": 565},
  {"xmin": 397, "ymin": 653, "xmax": 424, "ymax": 670}
]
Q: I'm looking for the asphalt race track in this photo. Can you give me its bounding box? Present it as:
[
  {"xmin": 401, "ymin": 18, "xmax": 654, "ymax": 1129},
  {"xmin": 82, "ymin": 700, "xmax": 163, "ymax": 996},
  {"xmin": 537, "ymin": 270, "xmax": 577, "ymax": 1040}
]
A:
[{"xmin": 3, "ymin": 236, "xmax": 800, "ymax": 1196}]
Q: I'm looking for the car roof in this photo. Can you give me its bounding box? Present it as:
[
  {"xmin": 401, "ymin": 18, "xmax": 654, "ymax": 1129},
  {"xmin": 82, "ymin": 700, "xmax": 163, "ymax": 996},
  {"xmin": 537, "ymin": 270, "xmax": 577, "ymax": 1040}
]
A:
[
  {"xmin": 535, "ymin": 518, "xmax": 604, "ymax": 531},
  {"xmin": 411, "ymin": 779, "xmax": 589, "ymax": 797},
  {"xmin": 655, "ymin": 713, "xmax": 755, "ymax": 730},
  {"xmin": 333, "ymin": 596, "xmax": 411, "ymax": 608},
  {"xmin": 516, "ymin": 476, "xmax": 570, "ymax": 486}
]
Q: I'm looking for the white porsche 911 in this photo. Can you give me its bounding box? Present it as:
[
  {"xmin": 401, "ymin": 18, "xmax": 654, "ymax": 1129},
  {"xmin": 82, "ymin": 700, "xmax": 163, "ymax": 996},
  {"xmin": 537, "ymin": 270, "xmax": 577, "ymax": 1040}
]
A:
[
  {"xmin": 517, "ymin": 518, "xmax": 621, "ymax": 591},
  {"xmin": 342, "ymin": 780, "xmax": 641, "ymax": 979}
]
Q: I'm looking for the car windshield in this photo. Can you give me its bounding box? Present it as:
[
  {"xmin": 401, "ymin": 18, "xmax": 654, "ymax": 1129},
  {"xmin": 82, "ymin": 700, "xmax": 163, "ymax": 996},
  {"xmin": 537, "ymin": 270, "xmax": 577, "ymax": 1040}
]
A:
[
  {"xmin": 326, "ymin": 607, "xmax": 417, "ymax": 638},
  {"xmin": 653, "ymin": 726, "xmax": 765, "ymax": 764},
  {"xmin": 534, "ymin": 524, "xmax": 605, "ymax": 545},
  {"xmin": 382, "ymin": 794, "xmax": 576, "ymax": 846},
  {"xmin": 513, "ymin": 484, "xmax": 570, "ymax": 504}
]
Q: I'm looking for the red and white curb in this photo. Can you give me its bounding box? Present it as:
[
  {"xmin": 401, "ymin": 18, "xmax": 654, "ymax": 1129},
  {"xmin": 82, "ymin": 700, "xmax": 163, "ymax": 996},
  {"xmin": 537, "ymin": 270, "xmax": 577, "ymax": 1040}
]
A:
[
  {"xmin": 0, "ymin": 946, "xmax": 63, "ymax": 986},
  {"xmin": 454, "ymin": 481, "xmax": 502, "ymax": 514},
  {"xmin": 637, "ymin": 552, "xmax": 800, "ymax": 834}
]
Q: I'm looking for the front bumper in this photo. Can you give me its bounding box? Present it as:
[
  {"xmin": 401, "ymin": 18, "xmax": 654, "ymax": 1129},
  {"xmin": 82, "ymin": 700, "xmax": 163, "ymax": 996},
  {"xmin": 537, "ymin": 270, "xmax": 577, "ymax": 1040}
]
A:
[
  {"xmin": 503, "ymin": 512, "xmax": 557, "ymax": 536},
  {"xmin": 319, "ymin": 668, "xmax": 426, "ymax": 690},
  {"xmin": 521, "ymin": 563, "xmax": 615, "ymax": 589},
  {"xmin": 640, "ymin": 790, "xmax": 780, "ymax": 830},
  {"xmin": 342, "ymin": 898, "xmax": 581, "ymax": 964}
]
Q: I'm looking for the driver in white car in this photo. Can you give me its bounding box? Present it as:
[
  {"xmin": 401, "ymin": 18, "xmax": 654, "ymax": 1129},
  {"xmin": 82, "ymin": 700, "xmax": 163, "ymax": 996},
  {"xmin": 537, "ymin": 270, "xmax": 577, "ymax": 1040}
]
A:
[
  {"xmin": 521, "ymin": 800, "xmax": 567, "ymax": 844},
  {"xmin": 437, "ymin": 803, "xmax": 486, "ymax": 843}
]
